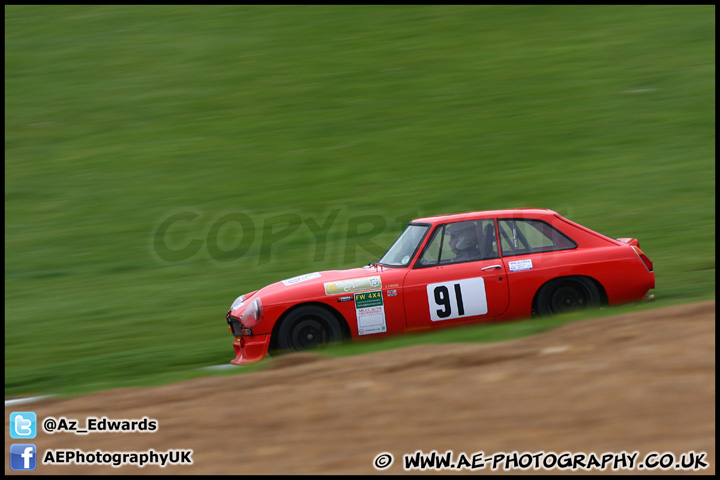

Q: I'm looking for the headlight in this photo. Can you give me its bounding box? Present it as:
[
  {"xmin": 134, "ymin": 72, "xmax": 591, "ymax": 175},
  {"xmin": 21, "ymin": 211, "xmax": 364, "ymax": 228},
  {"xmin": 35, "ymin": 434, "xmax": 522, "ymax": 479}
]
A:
[
  {"xmin": 240, "ymin": 298, "xmax": 263, "ymax": 328},
  {"xmin": 231, "ymin": 295, "xmax": 246, "ymax": 310}
]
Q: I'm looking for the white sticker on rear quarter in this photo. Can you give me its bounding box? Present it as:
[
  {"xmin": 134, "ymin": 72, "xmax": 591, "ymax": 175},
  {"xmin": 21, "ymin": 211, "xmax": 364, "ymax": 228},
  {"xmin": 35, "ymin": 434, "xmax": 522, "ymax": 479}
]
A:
[{"xmin": 508, "ymin": 259, "xmax": 533, "ymax": 272}]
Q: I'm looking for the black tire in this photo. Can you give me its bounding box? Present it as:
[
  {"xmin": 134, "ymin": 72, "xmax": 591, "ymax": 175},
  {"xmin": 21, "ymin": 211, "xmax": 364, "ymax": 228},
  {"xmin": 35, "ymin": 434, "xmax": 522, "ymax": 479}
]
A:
[
  {"xmin": 535, "ymin": 277, "xmax": 601, "ymax": 316},
  {"xmin": 275, "ymin": 305, "xmax": 344, "ymax": 353}
]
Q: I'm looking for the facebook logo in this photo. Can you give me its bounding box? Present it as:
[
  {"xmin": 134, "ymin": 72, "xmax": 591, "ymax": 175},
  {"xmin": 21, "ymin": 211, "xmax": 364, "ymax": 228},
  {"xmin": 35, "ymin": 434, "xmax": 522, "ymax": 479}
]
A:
[
  {"xmin": 10, "ymin": 411, "xmax": 37, "ymax": 439},
  {"xmin": 10, "ymin": 444, "xmax": 37, "ymax": 471}
]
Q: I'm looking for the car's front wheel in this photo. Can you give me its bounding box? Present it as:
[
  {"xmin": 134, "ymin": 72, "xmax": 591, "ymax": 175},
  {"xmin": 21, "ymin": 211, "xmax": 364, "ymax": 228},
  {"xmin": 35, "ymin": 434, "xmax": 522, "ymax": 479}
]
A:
[
  {"xmin": 275, "ymin": 305, "xmax": 345, "ymax": 353},
  {"xmin": 535, "ymin": 276, "xmax": 601, "ymax": 316}
]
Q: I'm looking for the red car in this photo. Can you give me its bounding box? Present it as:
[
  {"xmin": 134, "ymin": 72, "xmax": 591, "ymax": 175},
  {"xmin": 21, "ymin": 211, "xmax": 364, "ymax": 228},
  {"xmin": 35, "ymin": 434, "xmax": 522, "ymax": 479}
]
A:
[{"xmin": 226, "ymin": 208, "xmax": 655, "ymax": 364}]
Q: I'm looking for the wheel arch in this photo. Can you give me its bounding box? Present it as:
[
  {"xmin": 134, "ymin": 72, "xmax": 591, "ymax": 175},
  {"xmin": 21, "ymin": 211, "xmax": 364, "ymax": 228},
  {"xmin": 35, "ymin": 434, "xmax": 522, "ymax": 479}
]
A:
[
  {"xmin": 269, "ymin": 301, "xmax": 351, "ymax": 351},
  {"xmin": 531, "ymin": 275, "xmax": 608, "ymax": 316}
]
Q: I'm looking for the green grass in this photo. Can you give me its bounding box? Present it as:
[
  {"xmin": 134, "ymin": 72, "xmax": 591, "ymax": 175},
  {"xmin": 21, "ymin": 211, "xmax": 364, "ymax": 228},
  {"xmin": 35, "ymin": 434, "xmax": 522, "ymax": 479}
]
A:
[
  {"xmin": 318, "ymin": 298, "xmax": 680, "ymax": 358},
  {"xmin": 5, "ymin": 5, "xmax": 715, "ymax": 398}
]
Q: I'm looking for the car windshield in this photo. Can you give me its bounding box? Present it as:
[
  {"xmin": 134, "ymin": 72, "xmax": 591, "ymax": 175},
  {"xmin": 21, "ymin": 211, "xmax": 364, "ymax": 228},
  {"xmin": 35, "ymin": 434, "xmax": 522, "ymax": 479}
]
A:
[{"xmin": 378, "ymin": 224, "xmax": 429, "ymax": 267}]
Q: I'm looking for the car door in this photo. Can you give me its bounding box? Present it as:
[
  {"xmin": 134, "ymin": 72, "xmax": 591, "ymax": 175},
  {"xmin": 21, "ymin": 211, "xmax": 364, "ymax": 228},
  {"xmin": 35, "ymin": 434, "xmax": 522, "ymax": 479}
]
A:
[{"xmin": 402, "ymin": 219, "xmax": 510, "ymax": 330}]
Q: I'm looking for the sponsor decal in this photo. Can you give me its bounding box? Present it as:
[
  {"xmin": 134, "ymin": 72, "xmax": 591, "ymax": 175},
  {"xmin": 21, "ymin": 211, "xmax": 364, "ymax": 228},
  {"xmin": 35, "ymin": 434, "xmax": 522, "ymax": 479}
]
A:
[
  {"xmin": 337, "ymin": 295, "xmax": 354, "ymax": 303},
  {"xmin": 324, "ymin": 276, "xmax": 382, "ymax": 295},
  {"xmin": 282, "ymin": 272, "xmax": 321, "ymax": 286},
  {"xmin": 355, "ymin": 290, "xmax": 386, "ymax": 335},
  {"xmin": 508, "ymin": 259, "xmax": 533, "ymax": 272}
]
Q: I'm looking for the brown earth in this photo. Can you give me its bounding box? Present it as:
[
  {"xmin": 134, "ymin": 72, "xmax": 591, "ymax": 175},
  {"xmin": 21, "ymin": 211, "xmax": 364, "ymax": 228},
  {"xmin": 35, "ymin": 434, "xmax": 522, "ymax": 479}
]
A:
[{"xmin": 5, "ymin": 301, "xmax": 715, "ymax": 475}]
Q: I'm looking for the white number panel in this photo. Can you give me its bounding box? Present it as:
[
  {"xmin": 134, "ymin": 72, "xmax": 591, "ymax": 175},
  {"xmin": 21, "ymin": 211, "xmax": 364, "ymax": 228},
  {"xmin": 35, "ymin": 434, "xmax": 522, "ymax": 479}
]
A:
[{"xmin": 426, "ymin": 277, "xmax": 488, "ymax": 322}]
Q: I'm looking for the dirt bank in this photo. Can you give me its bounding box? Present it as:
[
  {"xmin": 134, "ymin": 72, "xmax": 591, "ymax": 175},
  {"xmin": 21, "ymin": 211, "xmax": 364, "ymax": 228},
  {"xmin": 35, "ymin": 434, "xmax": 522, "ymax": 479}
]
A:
[{"xmin": 5, "ymin": 301, "xmax": 715, "ymax": 475}]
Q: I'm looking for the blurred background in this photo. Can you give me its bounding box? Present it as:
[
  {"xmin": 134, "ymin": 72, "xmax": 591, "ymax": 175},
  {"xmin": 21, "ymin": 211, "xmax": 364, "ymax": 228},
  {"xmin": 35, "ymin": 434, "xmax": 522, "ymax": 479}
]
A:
[{"xmin": 5, "ymin": 5, "xmax": 715, "ymax": 397}]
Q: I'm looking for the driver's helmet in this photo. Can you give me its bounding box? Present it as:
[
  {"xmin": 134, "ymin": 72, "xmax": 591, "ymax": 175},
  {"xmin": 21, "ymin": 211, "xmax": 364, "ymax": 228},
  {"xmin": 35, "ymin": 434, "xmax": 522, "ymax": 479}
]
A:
[{"xmin": 446, "ymin": 221, "xmax": 478, "ymax": 251}]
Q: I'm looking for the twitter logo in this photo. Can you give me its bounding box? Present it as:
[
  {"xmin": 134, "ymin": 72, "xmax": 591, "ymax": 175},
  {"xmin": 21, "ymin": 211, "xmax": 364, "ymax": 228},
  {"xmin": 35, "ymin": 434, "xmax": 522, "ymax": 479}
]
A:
[{"xmin": 10, "ymin": 412, "xmax": 37, "ymax": 439}]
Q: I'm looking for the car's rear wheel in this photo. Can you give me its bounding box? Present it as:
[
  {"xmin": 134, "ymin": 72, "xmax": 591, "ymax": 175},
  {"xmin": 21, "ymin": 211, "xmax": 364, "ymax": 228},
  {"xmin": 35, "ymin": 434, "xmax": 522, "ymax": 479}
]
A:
[
  {"xmin": 535, "ymin": 276, "xmax": 601, "ymax": 316},
  {"xmin": 276, "ymin": 305, "xmax": 344, "ymax": 353}
]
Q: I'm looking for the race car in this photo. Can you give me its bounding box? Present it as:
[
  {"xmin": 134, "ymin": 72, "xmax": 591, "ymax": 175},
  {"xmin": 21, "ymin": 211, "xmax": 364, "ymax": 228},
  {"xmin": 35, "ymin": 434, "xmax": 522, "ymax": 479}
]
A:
[{"xmin": 225, "ymin": 208, "xmax": 655, "ymax": 365}]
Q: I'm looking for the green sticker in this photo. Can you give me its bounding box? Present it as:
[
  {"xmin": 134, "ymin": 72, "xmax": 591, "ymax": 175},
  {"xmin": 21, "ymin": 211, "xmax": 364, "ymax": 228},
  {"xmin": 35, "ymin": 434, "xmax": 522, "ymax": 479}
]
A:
[{"xmin": 354, "ymin": 290, "xmax": 383, "ymax": 308}]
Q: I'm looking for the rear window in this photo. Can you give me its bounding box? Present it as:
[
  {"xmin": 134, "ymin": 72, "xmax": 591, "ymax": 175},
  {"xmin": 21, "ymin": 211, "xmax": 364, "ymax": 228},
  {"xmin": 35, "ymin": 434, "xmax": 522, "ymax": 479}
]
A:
[{"xmin": 497, "ymin": 219, "xmax": 576, "ymax": 257}]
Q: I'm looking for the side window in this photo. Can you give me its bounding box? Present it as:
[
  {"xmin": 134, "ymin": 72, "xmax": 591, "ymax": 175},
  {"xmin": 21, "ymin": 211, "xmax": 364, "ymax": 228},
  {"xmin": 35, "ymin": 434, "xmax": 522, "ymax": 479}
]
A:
[
  {"xmin": 497, "ymin": 219, "xmax": 576, "ymax": 257},
  {"xmin": 418, "ymin": 226, "xmax": 445, "ymax": 266},
  {"xmin": 417, "ymin": 220, "xmax": 499, "ymax": 267}
]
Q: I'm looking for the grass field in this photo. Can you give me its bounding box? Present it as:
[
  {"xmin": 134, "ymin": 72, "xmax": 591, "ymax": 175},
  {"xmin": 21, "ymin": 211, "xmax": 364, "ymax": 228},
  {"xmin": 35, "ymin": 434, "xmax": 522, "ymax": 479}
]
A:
[{"xmin": 5, "ymin": 6, "xmax": 715, "ymax": 398}]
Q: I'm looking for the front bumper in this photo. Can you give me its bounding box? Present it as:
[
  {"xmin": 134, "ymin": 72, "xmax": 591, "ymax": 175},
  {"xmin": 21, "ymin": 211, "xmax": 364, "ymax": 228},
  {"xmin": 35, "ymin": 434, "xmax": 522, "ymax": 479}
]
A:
[{"xmin": 231, "ymin": 334, "xmax": 272, "ymax": 365}]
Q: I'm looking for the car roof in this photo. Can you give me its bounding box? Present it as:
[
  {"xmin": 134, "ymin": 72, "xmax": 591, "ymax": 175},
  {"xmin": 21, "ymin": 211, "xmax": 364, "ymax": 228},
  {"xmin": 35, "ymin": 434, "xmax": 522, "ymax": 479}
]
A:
[{"xmin": 411, "ymin": 208, "xmax": 560, "ymax": 225}]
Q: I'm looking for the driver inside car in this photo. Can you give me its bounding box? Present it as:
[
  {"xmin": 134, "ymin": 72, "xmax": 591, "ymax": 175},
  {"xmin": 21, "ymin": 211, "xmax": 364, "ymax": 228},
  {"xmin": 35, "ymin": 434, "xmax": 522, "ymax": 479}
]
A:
[{"xmin": 446, "ymin": 222, "xmax": 481, "ymax": 262}]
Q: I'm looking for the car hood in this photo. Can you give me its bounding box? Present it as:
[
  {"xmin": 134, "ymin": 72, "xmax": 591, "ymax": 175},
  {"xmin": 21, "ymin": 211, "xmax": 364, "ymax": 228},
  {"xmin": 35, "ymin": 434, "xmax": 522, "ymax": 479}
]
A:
[
  {"xmin": 231, "ymin": 265, "xmax": 394, "ymax": 313},
  {"xmin": 270, "ymin": 266, "xmax": 388, "ymax": 297}
]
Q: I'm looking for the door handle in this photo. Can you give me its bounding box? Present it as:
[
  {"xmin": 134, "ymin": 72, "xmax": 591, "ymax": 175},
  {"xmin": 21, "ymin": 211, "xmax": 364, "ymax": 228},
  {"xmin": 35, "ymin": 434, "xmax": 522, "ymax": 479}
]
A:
[{"xmin": 482, "ymin": 264, "xmax": 502, "ymax": 271}]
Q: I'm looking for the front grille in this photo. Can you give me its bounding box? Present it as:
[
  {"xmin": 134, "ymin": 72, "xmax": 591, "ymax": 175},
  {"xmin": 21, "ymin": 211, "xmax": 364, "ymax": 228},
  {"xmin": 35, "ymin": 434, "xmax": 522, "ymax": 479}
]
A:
[
  {"xmin": 227, "ymin": 314, "xmax": 244, "ymax": 336},
  {"xmin": 229, "ymin": 319, "xmax": 244, "ymax": 336}
]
